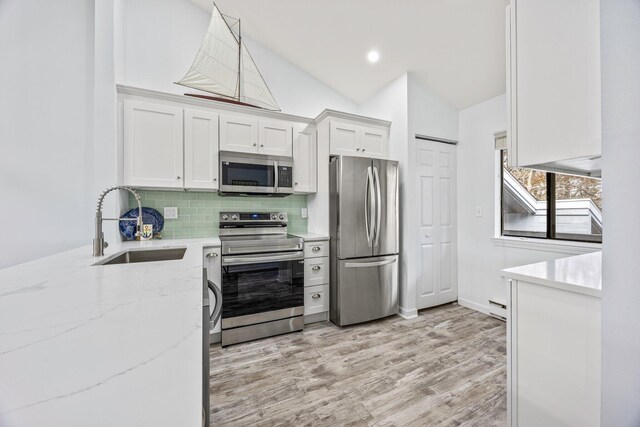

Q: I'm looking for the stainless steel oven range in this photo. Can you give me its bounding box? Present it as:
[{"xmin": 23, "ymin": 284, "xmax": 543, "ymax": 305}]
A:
[{"xmin": 219, "ymin": 212, "xmax": 304, "ymax": 346}]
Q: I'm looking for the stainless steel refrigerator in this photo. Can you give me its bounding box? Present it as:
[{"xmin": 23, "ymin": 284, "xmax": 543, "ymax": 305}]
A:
[{"xmin": 329, "ymin": 155, "xmax": 399, "ymax": 326}]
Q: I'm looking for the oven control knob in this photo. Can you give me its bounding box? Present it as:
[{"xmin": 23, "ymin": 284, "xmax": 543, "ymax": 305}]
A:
[
  {"xmin": 271, "ymin": 214, "xmax": 277, "ymax": 220},
  {"xmin": 231, "ymin": 214, "xmax": 238, "ymax": 221},
  {"xmin": 222, "ymin": 214, "xmax": 229, "ymax": 221},
  {"xmin": 279, "ymin": 213, "xmax": 285, "ymax": 220}
]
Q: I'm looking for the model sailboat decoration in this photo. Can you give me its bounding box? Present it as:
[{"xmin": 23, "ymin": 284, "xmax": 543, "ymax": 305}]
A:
[{"xmin": 176, "ymin": 4, "xmax": 280, "ymax": 111}]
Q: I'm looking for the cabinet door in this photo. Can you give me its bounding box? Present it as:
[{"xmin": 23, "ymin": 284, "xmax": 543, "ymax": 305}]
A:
[
  {"xmin": 258, "ymin": 120, "xmax": 292, "ymax": 156},
  {"xmin": 360, "ymin": 126, "xmax": 387, "ymax": 158},
  {"xmin": 219, "ymin": 114, "xmax": 258, "ymax": 154},
  {"xmin": 184, "ymin": 109, "xmax": 219, "ymax": 190},
  {"xmin": 330, "ymin": 121, "xmax": 359, "ymax": 156},
  {"xmin": 293, "ymin": 124, "xmax": 317, "ymax": 193},
  {"xmin": 511, "ymin": 0, "xmax": 601, "ymax": 167},
  {"xmin": 123, "ymin": 100, "xmax": 183, "ymax": 188}
]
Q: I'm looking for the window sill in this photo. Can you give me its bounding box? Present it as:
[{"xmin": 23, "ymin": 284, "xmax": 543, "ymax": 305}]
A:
[{"xmin": 491, "ymin": 236, "xmax": 601, "ymax": 255}]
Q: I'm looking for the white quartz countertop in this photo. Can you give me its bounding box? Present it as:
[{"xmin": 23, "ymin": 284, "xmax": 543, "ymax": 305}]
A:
[
  {"xmin": 290, "ymin": 232, "xmax": 329, "ymax": 242},
  {"xmin": 0, "ymin": 237, "xmax": 220, "ymax": 427},
  {"xmin": 502, "ymin": 251, "xmax": 602, "ymax": 297}
]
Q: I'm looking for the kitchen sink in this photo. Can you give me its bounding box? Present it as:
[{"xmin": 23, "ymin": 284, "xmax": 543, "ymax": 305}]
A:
[{"xmin": 94, "ymin": 247, "xmax": 187, "ymax": 266}]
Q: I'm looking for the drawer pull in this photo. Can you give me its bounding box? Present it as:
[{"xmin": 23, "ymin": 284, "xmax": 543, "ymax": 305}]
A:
[
  {"xmin": 312, "ymin": 265, "xmax": 321, "ymax": 271},
  {"xmin": 311, "ymin": 293, "xmax": 321, "ymax": 299},
  {"xmin": 312, "ymin": 246, "xmax": 321, "ymax": 252}
]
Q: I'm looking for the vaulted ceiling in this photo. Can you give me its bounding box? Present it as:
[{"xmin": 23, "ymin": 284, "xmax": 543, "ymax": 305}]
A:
[{"xmin": 191, "ymin": 0, "xmax": 508, "ymax": 110}]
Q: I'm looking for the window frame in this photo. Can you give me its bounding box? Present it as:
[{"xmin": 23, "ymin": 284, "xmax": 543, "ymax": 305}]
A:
[{"xmin": 500, "ymin": 149, "xmax": 602, "ymax": 244}]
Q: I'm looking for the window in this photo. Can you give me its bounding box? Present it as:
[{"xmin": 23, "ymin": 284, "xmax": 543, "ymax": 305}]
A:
[{"xmin": 501, "ymin": 151, "xmax": 602, "ymax": 243}]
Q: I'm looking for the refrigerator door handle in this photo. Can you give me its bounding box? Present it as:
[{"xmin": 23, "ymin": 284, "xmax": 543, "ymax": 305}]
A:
[
  {"xmin": 373, "ymin": 166, "xmax": 382, "ymax": 247},
  {"xmin": 344, "ymin": 257, "xmax": 397, "ymax": 268},
  {"xmin": 364, "ymin": 166, "xmax": 375, "ymax": 246}
]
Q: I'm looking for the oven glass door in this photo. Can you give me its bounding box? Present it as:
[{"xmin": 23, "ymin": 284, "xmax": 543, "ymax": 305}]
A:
[
  {"xmin": 221, "ymin": 161, "xmax": 275, "ymax": 191},
  {"xmin": 222, "ymin": 255, "xmax": 304, "ymax": 321}
]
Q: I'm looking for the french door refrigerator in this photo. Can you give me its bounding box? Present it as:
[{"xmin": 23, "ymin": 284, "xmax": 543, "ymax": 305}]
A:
[{"xmin": 329, "ymin": 155, "xmax": 399, "ymax": 326}]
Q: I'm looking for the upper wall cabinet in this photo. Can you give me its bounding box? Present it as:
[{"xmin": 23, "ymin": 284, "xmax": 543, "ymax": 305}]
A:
[
  {"xmin": 184, "ymin": 109, "xmax": 219, "ymax": 190},
  {"xmin": 123, "ymin": 100, "xmax": 184, "ymax": 188},
  {"xmin": 329, "ymin": 121, "xmax": 389, "ymax": 159},
  {"xmin": 507, "ymin": 0, "xmax": 601, "ymax": 176},
  {"xmin": 219, "ymin": 114, "xmax": 293, "ymax": 157},
  {"xmin": 293, "ymin": 123, "xmax": 317, "ymax": 193},
  {"xmin": 123, "ymin": 100, "xmax": 219, "ymax": 191}
]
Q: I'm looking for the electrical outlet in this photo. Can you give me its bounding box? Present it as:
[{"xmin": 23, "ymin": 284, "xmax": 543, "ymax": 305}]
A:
[
  {"xmin": 164, "ymin": 207, "xmax": 178, "ymax": 219},
  {"xmin": 475, "ymin": 206, "xmax": 483, "ymax": 217},
  {"xmin": 301, "ymin": 208, "xmax": 308, "ymax": 219}
]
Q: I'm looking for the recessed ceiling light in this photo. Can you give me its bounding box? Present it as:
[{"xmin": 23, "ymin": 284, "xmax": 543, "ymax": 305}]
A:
[{"xmin": 367, "ymin": 50, "xmax": 380, "ymax": 63}]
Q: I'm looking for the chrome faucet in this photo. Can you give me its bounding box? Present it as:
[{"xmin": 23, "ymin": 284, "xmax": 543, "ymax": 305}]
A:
[{"xmin": 93, "ymin": 186, "xmax": 143, "ymax": 256}]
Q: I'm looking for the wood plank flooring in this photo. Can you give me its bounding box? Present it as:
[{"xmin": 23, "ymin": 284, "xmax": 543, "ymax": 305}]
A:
[{"xmin": 209, "ymin": 303, "xmax": 506, "ymax": 426}]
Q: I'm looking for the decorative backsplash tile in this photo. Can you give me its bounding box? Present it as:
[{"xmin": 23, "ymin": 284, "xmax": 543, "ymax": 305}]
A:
[{"xmin": 127, "ymin": 191, "xmax": 308, "ymax": 239}]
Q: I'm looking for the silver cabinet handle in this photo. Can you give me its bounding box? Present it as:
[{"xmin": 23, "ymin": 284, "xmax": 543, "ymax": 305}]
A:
[
  {"xmin": 312, "ymin": 265, "xmax": 321, "ymax": 271},
  {"xmin": 253, "ymin": 143, "xmax": 257, "ymax": 146},
  {"xmin": 213, "ymin": 178, "xmax": 217, "ymax": 181},
  {"xmin": 260, "ymin": 144, "xmax": 264, "ymax": 147},
  {"xmin": 373, "ymin": 166, "xmax": 381, "ymax": 246},
  {"xmin": 311, "ymin": 293, "xmax": 321, "ymax": 299},
  {"xmin": 356, "ymin": 148, "xmax": 361, "ymax": 151},
  {"xmin": 312, "ymin": 246, "xmax": 321, "ymax": 252},
  {"xmin": 176, "ymin": 175, "xmax": 181, "ymax": 179},
  {"xmin": 362, "ymin": 148, "xmax": 366, "ymax": 152},
  {"xmin": 206, "ymin": 252, "xmax": 218, "ymax": 258}
]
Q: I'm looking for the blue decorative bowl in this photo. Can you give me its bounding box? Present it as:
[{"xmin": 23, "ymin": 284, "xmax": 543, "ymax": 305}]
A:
[{"xmin": 119, "ymin": 207, "xmax": 164, "ymax": 240}]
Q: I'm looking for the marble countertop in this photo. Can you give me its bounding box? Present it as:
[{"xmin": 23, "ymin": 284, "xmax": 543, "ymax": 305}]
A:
[
  {"xmin": 290, "ymin": 232, "xmax": 329, "ymax": 242},
  {"xmin": 502, "ymin": 251, "xmax": 602, "ymax": 298},
  {"xmin": 0, "ymin": 237, "xmax": 220, "ymax": 427}
]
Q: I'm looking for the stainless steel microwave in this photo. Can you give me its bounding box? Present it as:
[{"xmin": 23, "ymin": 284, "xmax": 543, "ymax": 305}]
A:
[{"xmin": 219, "ymin": 154, "xmax": 293, "ymax": 196}]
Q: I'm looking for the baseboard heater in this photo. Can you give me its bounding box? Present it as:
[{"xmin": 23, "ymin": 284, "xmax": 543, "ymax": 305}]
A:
[{"xmin": 488, "ymin": 299, "xmax": 507, "ymax": 322}]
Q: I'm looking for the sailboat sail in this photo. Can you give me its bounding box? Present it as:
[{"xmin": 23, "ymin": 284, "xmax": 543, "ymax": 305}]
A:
[
  {"xmin": 176, "ymin": 4, "xmax": 280, "ymax": 111},
  {"xmin": 239, "ymin": 42, "xmax": 279, "ymax": 110}
]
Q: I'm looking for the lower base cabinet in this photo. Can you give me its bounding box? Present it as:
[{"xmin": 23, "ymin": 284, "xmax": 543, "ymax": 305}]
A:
[
  {"xmin": 507, "ymin": 279, "xmax": 601, "ymax": 426},
  {"xmin": 303, "ymin": 239, "xmax": 330, "ymax": 324}
]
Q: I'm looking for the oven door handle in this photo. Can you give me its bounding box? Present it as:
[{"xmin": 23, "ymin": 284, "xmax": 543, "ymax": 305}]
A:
[{"xmin": 222, "ymin": 251, "xmax": 304, "ymax": 265}]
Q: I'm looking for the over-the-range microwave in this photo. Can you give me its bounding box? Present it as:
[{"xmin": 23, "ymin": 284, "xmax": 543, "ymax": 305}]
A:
[{"xmin": 219, "ymin": 153, "xmax": 293, "ymax": 196}]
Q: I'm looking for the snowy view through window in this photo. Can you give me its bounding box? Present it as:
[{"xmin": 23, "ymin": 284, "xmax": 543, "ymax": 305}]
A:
[{"xmin": 502, "ymin": 151, "xmax": 602, "ymax": 242}]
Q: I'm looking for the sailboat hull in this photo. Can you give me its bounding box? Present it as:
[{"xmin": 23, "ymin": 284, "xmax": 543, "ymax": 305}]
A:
[{"xmin": 183, "ymin": 93, "xmax": 263, "ymax": 109}]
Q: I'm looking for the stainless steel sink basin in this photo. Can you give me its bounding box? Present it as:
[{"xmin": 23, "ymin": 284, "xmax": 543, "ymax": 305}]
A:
[{"xmin": 94, "ymin": 247, "xmax": 187, "ymax": 266}]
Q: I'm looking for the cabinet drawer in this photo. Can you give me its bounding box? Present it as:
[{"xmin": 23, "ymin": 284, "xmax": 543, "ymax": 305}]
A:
[
  {"xmin": 304, "ymin": 257, "xmax": 329, "ymax": 287},
  {"xmin": 304, "ymin": 241, "xmax": 328, "ymax": 258},
  {"xmin": 305, "ymin": 284, "xmax": 329, "ymax": 315}
]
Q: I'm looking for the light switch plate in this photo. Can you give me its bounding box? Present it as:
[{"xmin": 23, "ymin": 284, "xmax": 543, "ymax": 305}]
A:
[
  {"xmin": 301, "ymin": 208, "xmax": 308, "ymax": 219},
  {"xmin": 164, "ymin": 207, "xmax": 178, "ymax": 219}
]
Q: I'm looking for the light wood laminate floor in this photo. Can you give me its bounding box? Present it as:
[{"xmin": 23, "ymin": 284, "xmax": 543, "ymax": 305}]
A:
[{"xmin": 209, "ymin": 304, "xmax": 506, "ymax": 426}]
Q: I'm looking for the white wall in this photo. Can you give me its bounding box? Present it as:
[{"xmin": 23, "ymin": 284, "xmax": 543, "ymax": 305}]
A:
[
  {"xmin": 456, "ymin": 94, "xmax": 600, "ymax": 314},
  {"xmin": 408, "ymin": 73, "xmax": 459, "ymax": 141},
  {"xmin": 600, "ymin": 0, "xmax": 640, "ymax": 424},
  {"xmin": 0, "ymin": 0, "xmax": 96, "ymax": 269},
  {"xmin": 115, "ymin": 0, "xmax": 357, "ymax": 117}
]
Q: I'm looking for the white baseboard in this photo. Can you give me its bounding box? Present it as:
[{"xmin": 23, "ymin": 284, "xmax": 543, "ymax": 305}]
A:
[
  {"xmin": 458, "ymin": 298, "xmax": 491, "ymax": 315},
  {"xmin": 398, "ymin": 306, "xmax": 418, "ymax": 319}
]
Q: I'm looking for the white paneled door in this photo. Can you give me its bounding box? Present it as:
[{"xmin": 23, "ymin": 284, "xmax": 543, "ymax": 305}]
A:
[{"xmin": 416, "ymin": 139, "xmax": 458, "ymax": 309}]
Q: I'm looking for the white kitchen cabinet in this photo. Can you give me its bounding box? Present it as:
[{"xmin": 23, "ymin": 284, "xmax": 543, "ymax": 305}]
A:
[
  {"xmin": 507, "ymin": 278, "xmax": 601, "ymax": 427},
  {"xmin": 506, "ymin": 0, "xmax": 601, "ymax": 174},
  {"xmin": 220, "ymin": 114, "xmax": 293, "ymax": 156},
  {"xmin": 219, "ymin": 114, "xmax": 259, "ymax": 154},
  {"xmin": 292, "ymin": 123, "xmax": 317, "ymax": 193},
  {"xmin": 184, "ymin": 109, "xmax": 219, "ymax": 190},
  {"xmin": 302, "ymin": 237, "xmax": 330, "ymax": 324},
  {"xmin": 329, "ymin": 121, "xmax": 388, "ymax": 159},
  {"xmin": 259, "ymin": 120, "xmax": 292, "ymax": 156},
  {"xmin": 304, "ymin": 284, "xmax": 329, "ymax": 316},
  {"xmin": 123, "ymin": 100, "xmax": 184, "ymax": 188}
]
